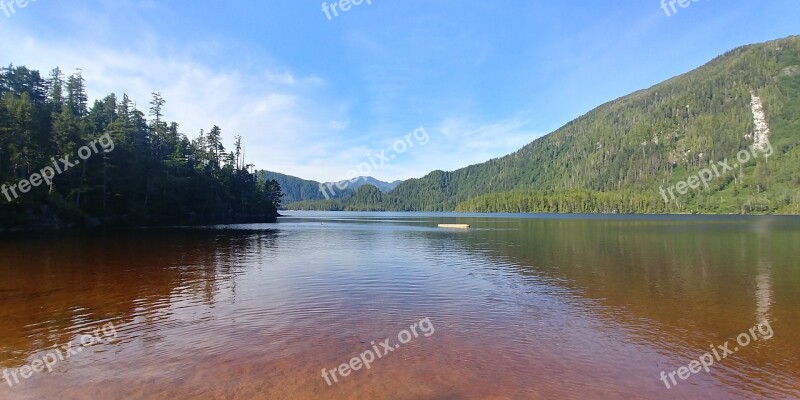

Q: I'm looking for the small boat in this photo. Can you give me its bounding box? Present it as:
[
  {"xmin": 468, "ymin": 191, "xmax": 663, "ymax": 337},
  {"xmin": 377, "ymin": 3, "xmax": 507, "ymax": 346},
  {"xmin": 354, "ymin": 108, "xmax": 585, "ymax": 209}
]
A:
[{"xmin": 438, "ymin": 224, "xmax": 470, "ymax": 229}]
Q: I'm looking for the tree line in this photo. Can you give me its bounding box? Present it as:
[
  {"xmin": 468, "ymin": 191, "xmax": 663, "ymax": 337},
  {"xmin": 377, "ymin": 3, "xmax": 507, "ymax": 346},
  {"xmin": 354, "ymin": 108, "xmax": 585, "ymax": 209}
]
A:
[
  {"xmin": 0, "ymin": 65, "xmax": 282, "ymax": 230},
  {"xmin": 289, "ymin": 37, "xmax": 800, "ymax": 215}
]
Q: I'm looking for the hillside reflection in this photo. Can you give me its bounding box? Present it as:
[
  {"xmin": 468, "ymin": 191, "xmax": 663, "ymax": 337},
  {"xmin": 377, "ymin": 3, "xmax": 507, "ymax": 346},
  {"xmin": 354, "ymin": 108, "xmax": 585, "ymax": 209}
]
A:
[{"xmin": 0, "ymin": 229, "xmax": 279, "ymax": 368}]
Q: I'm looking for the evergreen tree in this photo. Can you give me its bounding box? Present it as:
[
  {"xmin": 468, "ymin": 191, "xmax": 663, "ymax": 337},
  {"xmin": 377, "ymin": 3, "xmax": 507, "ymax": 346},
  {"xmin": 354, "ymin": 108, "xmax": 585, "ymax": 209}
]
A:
[{"xmin": 0, "ymin": 66, "xmax": 282, "ymax": 229}]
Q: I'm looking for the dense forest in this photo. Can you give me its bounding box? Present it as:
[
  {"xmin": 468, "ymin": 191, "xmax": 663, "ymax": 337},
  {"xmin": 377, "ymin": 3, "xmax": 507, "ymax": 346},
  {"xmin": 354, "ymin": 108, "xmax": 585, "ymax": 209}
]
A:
[
  {"xmin": 288, "ymin": 185, "xmax": 675, "ymax": 213},
  {"xmin": 258, "ymin": 170, "xmax": 354, "ymax": 204},
  {"xmin": 288, "ymin": 36, "xmax": 800, "ymax": 214},
  {"xmin": 0, "ymin": 65, "xmax": 282, "ymax": 231},
  {"xmin": 259, "ymin": 170, "xmax": 401, "ymax": 204}
]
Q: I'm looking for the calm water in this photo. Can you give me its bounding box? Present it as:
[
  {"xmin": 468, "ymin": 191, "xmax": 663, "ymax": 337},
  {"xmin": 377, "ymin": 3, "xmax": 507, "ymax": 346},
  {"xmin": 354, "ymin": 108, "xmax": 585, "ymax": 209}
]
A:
[{"xmin": 0, "ymin": 212, "xmax": 798, "ymax": 399}]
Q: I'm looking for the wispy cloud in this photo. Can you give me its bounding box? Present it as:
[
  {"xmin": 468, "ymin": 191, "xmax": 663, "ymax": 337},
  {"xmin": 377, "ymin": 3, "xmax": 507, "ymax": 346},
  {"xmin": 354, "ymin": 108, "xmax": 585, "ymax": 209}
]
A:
[
  {"xmin": 4, "ymin": 0, "xmax": 794, "ymax": 183},
  {"xmin": 0, "ymin": 31, "xmax": 352, "ymax": 179},
  {"xmin": 0, "ymin": 30, "xmax": 542, "ymax": 183}
]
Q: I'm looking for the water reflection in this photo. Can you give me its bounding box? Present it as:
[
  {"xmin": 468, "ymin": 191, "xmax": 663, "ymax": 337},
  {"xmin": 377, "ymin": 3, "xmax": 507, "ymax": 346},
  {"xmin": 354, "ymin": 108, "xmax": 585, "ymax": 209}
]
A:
[
  {"xmin": 0, "ymin": 229, "xmax": 279, "ymax": 369},
  {"xmin": 754, "ymin": 266, "xmax": 773, "ymax": 323},
  {"xmin": 0, "ymin": 214, "xmax": 798, "ymax": 399}
]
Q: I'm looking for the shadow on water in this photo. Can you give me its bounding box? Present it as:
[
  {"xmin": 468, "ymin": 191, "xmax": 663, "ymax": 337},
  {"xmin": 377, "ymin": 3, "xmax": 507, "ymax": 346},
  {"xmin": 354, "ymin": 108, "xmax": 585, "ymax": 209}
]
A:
[
  {"xmin": 0, "ymin": 228, "xmax": 280, "ymax": 369},
  {"xmin": 0, "ymin": 214, "xmax": 798, "ymax": 399}
]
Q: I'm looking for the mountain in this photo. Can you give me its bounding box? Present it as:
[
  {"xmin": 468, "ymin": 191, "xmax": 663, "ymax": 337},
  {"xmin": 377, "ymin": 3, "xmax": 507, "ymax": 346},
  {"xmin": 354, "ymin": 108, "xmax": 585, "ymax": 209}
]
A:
[
  {"xmin": 258, "ymin": 171, "xmax": 349, "ymax": 204},
  {"xmin": 287, "ymin": 36, "xmax": 800, "ymax": 214},
  {"xmin": 259, "ymin": 171, "xmax": 402, "ymax": 206},
  {"xmin": 352, "ymin": 177, "xmax": 403, "ymax": 193}
]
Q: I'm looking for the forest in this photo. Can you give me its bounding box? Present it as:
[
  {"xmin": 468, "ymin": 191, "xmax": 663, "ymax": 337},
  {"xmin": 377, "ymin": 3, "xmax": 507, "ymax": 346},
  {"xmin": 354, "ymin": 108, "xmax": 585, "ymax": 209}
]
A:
[
  {"xmin": 288, "ymin": 37, "xmax": 800, "ymax": 215},
  {"xmin": 0, "ymin": 65, "xmax": 282, "ymax": 230}
]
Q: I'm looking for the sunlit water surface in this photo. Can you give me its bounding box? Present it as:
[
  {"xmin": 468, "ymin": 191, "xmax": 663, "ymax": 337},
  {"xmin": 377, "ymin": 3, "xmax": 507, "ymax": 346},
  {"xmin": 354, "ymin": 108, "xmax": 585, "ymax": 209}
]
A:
[{"xmin": 1, "ymin": 212, "xmax": 799, "ymax": 399}]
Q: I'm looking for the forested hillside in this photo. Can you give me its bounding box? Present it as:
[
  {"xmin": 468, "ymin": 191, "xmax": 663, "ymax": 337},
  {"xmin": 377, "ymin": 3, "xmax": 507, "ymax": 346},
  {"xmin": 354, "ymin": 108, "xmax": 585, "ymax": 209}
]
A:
[
  {"xmin": 289, "ymin": 36, "xmax": 800, "ymax": 214},
  {"xmin": 258, "ymin": 170, "xmax": 339, "ymax": 204},
  {"xmin": 0, "ymin": 66, "xmax": 282, "ymax": 230},
  {"xmin": 289, "ymin": 185, "xmax": 399, "ymax": 211},
  {"xmin": 358, "ymin": 177, "xmax": 403, "ymax": 193},
  {"xmin": 260, "ymin": 170, "xmax": 402, "ymax": 206}
]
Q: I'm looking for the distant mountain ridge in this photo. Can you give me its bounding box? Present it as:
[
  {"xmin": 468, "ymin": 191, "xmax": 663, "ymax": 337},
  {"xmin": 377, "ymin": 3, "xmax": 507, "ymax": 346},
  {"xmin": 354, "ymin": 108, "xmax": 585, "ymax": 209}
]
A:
[
  {"xmin": 285, "ymin": 36, "xmax": 800, "ymax": 214},
  {"xmin": 258, "ymin": 171, "xmax": 402, "ymax": 206},
  {"xmin": 354, "ymin": 177, "xmax": 403, "ymax": 193}
]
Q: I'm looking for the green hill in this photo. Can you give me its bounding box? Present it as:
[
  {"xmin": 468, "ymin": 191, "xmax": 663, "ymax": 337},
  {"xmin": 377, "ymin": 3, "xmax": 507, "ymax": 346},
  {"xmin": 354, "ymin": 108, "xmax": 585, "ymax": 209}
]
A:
[
  {"xmin": 288, "ymin": 36, "xmax": 800, "ymax": 214},
  {"xmin": 258, "ymin": 170, "xmax": 402, "ymax": 206},
  {"xmin": 258, "ymin": 170, "xmax": 345, "ymax": 204}
]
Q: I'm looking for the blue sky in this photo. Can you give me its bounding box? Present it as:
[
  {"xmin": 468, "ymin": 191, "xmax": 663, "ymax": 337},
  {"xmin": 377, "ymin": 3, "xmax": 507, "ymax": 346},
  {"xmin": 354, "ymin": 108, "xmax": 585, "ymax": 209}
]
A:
[{"xmin": 1, "ymin": 0, "xmax": 798, "ymax": 182}]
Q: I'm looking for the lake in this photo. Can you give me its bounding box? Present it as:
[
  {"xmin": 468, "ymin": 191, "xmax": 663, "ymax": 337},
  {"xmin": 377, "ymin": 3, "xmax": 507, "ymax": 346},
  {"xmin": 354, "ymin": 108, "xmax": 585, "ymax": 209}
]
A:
[{"xmin": 0, "ymin": 212, "xmax": 798, "ymax": 399}]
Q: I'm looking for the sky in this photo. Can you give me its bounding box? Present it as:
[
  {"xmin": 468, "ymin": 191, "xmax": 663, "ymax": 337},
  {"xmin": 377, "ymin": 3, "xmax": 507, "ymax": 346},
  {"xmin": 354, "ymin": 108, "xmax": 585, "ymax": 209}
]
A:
[{"xmin": 0, "ymin": 0, "xmax": 798, "ymax": 182}]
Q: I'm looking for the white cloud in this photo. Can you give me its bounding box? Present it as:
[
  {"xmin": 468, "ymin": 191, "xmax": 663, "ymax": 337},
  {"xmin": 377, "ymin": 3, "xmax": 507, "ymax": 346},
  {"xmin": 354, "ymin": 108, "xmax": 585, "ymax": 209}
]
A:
[
  {"xmin": 327, "ymin": 116, "xmax": 544, "ymax": 182},
  {"xmin": 0, "ymin": 24, "xmax": 544, "ymax": 184},
  {"xmin": 0, "ymin": 31, "xmax": 352, "ymax": 179}
]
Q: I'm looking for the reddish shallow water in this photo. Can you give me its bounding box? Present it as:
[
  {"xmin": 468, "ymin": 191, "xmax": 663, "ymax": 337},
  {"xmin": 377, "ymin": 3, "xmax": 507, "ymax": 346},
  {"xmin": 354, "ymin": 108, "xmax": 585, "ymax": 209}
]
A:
[{"xmin": 0, "ymin": 212, "xmax": 799, "ymax": 399}]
